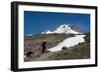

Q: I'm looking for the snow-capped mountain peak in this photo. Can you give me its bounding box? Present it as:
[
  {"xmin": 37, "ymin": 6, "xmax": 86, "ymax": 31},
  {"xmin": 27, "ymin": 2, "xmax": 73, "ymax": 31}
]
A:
[{"xmin": 42, "ymin": 24, "xmax": 82, "ymax": 34}]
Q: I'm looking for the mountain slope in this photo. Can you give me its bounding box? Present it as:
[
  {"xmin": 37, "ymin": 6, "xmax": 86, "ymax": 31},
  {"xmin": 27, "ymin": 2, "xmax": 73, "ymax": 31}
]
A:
[
  {"xmin": 24, "ymin": 33, "xmax": 90, "ymax": 61},
  {"xmin": 47, "ymin": 35, "xmax": 86, "ymax": 52}
]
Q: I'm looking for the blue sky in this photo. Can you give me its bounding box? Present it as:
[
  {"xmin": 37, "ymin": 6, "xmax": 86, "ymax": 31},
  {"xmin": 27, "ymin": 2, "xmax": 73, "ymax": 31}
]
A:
[{"xmin": 24, "ymin": 11, "xmax": 90, "ymax": 35}]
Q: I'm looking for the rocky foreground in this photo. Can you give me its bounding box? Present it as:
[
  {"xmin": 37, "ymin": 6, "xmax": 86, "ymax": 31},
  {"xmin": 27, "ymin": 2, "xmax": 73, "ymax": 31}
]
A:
[{"xmin": 24, "ymin": 33, "xmax": 90, "ymax": 62}]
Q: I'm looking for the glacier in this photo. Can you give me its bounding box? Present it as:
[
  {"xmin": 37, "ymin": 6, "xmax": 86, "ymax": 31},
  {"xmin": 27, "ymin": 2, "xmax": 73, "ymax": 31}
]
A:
[{"xmin": 47, "ymin": 35, "xmax": 86, "ymax": 52}]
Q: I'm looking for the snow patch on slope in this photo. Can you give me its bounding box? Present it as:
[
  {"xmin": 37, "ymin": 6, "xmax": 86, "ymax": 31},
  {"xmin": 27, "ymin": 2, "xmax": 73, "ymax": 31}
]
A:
[{"xmin": 47, "ymin": 35, "xmax": 86, "ymax": 52}]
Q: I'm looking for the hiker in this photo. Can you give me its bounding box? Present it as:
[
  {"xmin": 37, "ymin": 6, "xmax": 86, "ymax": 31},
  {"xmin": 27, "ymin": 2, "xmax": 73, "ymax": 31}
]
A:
[
  {"xmin": 25, "ymin": 45, "xmax": 33, "ymax": 57},
  {"xmin": 41, "ymin": 40, "xmax": 47, "ymax": 54}
]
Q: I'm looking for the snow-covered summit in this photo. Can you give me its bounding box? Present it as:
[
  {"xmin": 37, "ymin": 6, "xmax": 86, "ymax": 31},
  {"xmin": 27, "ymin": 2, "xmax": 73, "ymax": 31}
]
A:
[{"xmin": 42, "ymin": 24, "xmax": 82, "ymax": 34}]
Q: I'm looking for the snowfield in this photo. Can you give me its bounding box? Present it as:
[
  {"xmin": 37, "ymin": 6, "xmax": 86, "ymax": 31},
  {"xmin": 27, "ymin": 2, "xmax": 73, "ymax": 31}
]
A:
[{"xmin": 47, "ymin": 35, "xmax": 86, "ymax": 52}]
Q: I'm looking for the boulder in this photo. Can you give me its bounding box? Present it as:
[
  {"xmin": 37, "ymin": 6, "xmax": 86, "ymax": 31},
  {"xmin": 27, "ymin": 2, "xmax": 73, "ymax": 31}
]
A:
[{"xmin": 62, "ymin": 46, "xmax": 68, "ymax": 50}]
